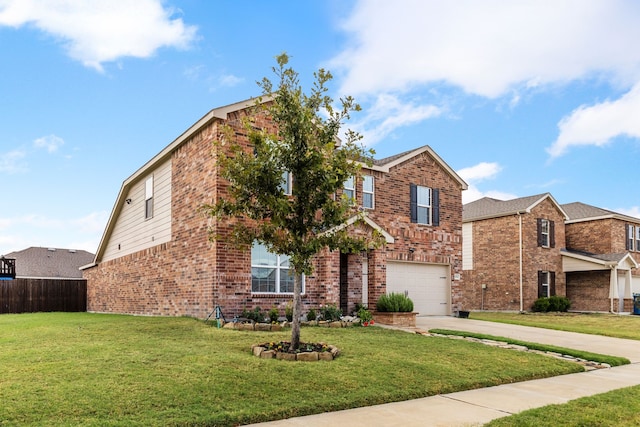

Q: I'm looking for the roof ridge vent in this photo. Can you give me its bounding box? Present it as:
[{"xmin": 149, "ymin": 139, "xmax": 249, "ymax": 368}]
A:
[{"xmin": 48, "ymin": 248, "xmax": 56, "ymax": 252}]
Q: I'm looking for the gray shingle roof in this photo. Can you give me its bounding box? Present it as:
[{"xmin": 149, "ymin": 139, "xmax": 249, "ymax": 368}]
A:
[
  {"xmin": 3, "ymin": 247, "xmax": 95, "ymax": 279},
  {"xmin": 562, "ymin": 201, "xmax": 640, "ymax": 223},
  {"xmin": 463, "ymin": 193, "xmax": 553, "ymax": 222}
]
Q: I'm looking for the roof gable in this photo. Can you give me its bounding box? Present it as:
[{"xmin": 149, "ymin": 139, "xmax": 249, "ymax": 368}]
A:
[
  {"xmin": 366, "ymin": 145, "xmax": 468, "ymax": 190},
  {"xmin": 463, "ymin": 193, "xmax": 568, "ymax": 222}
]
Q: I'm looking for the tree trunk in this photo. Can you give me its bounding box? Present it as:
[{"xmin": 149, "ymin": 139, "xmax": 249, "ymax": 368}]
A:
[{"xmin": 290, "ymin": 272, "xmax": 303, "ymax": 350}]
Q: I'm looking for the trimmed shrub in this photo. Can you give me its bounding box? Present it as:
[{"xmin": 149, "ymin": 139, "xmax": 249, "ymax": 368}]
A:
[
  {"xmin": 532, "ymin": 296, "xmax": 571, "ymax": 312},
  {"xmin": 268, "ymin": 307, "xmax": 279, "ymax": 323},
  {"xmin": 241, "ymin": 307, "xmax": 265, "ymax": 323},
  {"xmin": 376, "ymin": 292, "xmax": 414, "ymax": 312},
  {"xmin": 306, "ymin": 308, "xmax": 317, "ymax": 322},
  {"xmin": 548, "ymin": 295, "xmax": 571, "ymax": 312},
  {"xmin": 319, "ymin": 304, "xmax": 342, "ymax": 321}
]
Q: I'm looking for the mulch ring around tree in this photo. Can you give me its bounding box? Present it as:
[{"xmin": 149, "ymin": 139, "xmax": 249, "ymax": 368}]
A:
[{"xmin": 252, "ymin": 341, "xmax": 340, "ymax": 361}]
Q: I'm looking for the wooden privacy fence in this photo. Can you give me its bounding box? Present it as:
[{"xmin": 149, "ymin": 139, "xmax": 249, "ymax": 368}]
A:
[{"xmin": 0, "ymin": 278, "xmax": 86, "ymax": 314}]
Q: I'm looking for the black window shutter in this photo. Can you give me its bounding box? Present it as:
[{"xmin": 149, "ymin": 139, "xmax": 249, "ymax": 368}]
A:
[
  {"xmin": 550, "ymin": 220, "xmax": 555, "ymax": 248},
  {"xmin": 537, "ymin": 271, "xmax": 544, "ymax": 298},
  {"xmin": 410, "ymin": 184, "xmax": 417, "ymax": 223},
  {"xmin": 550, "ymin": 272, "xmax": 556, "ymax": 296},
  {"xmin": 537, "ymin": 218, "xmax": 543, "ymax": 247},
  {"xmin": 626, "ymin": 224, "xmax": 630, "ymax": 250},
  {"xmin": 432, "ymin": 188, "xmax": 440, "ymax": 226}
]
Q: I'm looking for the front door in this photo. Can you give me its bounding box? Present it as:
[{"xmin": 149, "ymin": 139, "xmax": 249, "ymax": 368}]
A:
[{"xmin": 339, "ymin": 253, "xmax": 348, "ymax": 314}]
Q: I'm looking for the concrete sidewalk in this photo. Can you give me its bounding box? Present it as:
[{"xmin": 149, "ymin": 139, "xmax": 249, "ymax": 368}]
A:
[{"xmin": 247, "ymin": 316, "xmax": 640, "ymax": 427}]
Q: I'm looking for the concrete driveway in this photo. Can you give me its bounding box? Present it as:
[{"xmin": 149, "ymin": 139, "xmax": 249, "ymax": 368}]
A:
[{"xmin": 248, "ymin": 316, "xmax": 640, "ymax": 427}]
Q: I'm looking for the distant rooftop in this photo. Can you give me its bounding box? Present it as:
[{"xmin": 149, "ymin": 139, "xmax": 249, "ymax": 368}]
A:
[{"xmin": 3, "ymin": 247, "xmax": 95, "ymax": 279}]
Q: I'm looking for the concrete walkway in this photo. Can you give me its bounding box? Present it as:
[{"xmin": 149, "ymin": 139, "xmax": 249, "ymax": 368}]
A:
[{"xmin": 247, "ymin": 316, "xmax": 640, "ymax": 427}]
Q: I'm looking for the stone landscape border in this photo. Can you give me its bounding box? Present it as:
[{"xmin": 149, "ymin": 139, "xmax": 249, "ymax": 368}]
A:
[{"xmin": 251, "ymin": 343, "xmax": 340, "ymax": 361}]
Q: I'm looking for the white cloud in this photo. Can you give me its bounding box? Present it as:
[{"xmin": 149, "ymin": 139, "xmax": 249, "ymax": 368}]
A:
[
  {"xmin": 218, "ymin": 74, "xmax": 243, "ymax": 88},
  {"xmin": 616, "ymin": 206, "xmax": 640, "ymax": 220},
  {"xmin": 0, "ymin": 149, "xmax": 27, "ymax": 173},
  {"xmin": 34, "ymin": 134, "xmax": 64, "ymax": 153},
  {"xmin": 0, "ymin": 0, "xmax": 198, "ymax": 72},
  {"xmin": 332, "ymin": 0, "xmax": 640, "ymax": 98},
  {"xmin": 353, "ymin": 94, "xmax": 442, "ymax": 146},
  {"xmin": 331, "ymin": 1, "xmax": 640, "ymax": 156},
  {"xmin": 457, "ymin": 162, "xmax": 517, "ymax": 203},
  {"xmin": 547, "ymin": 82, "xmax": 640, "ymax": 157},
  {"xmin": 457, "ymin": 162, "xmax": 502, "ymax": 183},
  {"xmin": 0, "ymin": 211, "xmax": 107, "ymax": 255}
]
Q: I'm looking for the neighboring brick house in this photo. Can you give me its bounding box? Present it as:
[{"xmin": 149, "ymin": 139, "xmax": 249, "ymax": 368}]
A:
[
  {"xmin": 561, "ymin": 202, "xmax": 640, "ymax": 313},
  {"xmin": 83, "ymin": 98, "xmax": 468, "ymax": 319},
  {"xmin": 461, "ymin": 194, "xmax": 568, "ymax": 312}
]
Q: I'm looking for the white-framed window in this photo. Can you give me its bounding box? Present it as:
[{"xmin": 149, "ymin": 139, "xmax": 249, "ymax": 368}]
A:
[
  {"xmin": 540, "ymin": 219, "xmax": 550, "ymax": 248},
  {"xmin": 343, "ymin": 176, "xmax": 355, "ymax": 203},
  {"xmin": 636, "ymin": 226, "xmax": 640, "ymax": 252},
  {"xmin": 362, "ymin": 175, "xmax": 374, "ymax": 209},
  {"xmin": 280, "ymin": 171, "xmax": 292, "ymax": 195},
  {"xmin": 251, "ymin": 243, "xmax": 303, "ymax": 294},
  {"xmin": 628, "ymin": 224, "xmax": 635, "ymax": 251},
  {"xmin": 416, "ymin": 185, "xmax": 432, "ymax": 225},
  {"xmin": 145, "ymin": 176, "xmax": 154, "ymax": 219},
  {"xmin": 539, "ymin": 271, "xmax": 550, "ymax": 298}
]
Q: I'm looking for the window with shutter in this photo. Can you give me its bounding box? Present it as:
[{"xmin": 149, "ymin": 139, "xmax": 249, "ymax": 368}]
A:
[{"xmin": 410, "ymin": 184, "xmax": 439, "ymax": 225}]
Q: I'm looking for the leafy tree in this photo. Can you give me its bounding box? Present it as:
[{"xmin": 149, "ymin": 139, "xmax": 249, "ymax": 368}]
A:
[{"xmin": 204, "ymin": 53, "xmax": 383, "ymax": 350}]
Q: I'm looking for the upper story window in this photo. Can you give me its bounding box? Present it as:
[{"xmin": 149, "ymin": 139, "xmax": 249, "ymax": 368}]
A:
[
  {"xmin": 537, "ymin": 218, "xmax": 555, "ymax": 248},
  {"xmin": 627, "ymin": 224, "xmax": 636, "ymax": 251},
  {"xmin": 280, "ymin": 171, "xmax": 292, "ymax": 195},
  {"xmin": 343, "ymin": 176, "xmax": 355, "ymax": 203},
  {"xmin": 636, "ymin": 227, "xmax": 640, "ymax": 252},
  {"xmin": 362, "ymin": 175, "xmax": 374, "ymax": 209},
  {"xmin": 145, "ymin": 176, "xmax": 154, "ymax": 219},
  {"xmin": 251, "ymin": 243, "xmax": 303, "ymax": 294},
  {"xmin": 410, "ymin": 184, "xmax": 440, "ymax": 226}
]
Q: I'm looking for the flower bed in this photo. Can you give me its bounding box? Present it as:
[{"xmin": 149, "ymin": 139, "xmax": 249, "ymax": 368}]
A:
[{"xmin": 251, "ymin": 341, "xmax": 340, "ymax": 361}]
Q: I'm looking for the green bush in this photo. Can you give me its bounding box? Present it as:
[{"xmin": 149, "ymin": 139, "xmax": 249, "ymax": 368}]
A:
[
  {"xmin": 268, "ymin": 307, "xmax": 279, "ymax": 323},
  {"xmin": 285, "ymin": 302, "xmax": 293, "ymax": 322},
  {"xmin": 319, "ymin": 304, "xmax": 342, "ymax": 321},
  {"xmin": 357, "ymin": 306, "xmax": 373, "ymax": 323},
  {"xmin": 241, "ymin": 307, "xmax": 265, "ymax": 323},
  {"xmin": 306, "ymin": 308, "xmax": 317, "ymax": 321},
  {"xmin": 376, "ymin": 292, "xmax": 414, "ymax": 312},
  {"xmin": 532, "ymin": 296, "xmax": 571, "ymax": 312},
  {"xmin": 548, "ymin": 295, "xmax": 571, "ymax": 312}
]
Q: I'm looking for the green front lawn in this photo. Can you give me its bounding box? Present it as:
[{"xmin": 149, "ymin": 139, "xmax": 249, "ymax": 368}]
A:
[
  {"xmin": 469, "ymin": 311, "xmax": 640, "ymax": 426},
  {"xmin": 0, "ymin": 312, "xmax": 582, "ymax": 426},
  {"xmin": 470, "ymin": 311, "xmax": 640, "ymax": 340},
  {"xmin": 485, "ymin": 385, "xmax": 640, "ymax": 427}
]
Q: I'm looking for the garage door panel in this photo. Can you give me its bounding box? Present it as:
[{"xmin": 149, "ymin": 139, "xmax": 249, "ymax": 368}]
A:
[{"xmin": 386, "ymin": 262, "xmax": 450, "ymax": 315}]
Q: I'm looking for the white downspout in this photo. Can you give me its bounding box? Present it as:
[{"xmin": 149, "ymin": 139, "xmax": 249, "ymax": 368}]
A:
[{"xmin": 518, "ymin": 212, "xmax": 524, "ymax": 312}]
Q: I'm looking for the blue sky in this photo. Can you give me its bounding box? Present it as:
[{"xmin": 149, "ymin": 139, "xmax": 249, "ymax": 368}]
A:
[{"xmin": 1, "ymin": 0, "xmax": 640, "ymax": 256}]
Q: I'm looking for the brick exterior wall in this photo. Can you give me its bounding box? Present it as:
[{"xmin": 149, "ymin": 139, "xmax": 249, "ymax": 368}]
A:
[
  {"xmin": 566, "ymin": 271, "xmax": 610, "ymax": 312},
  {"xmin": 85, "ymin": 104, "xmax": 464, "ymax": 319},
  {"xmin": 565, "ymin": 218, "xmax": 640, "ymax": 312},
  {"xmin": 462, "ymin": 198, "xmax": 566, "ymax": 311}
]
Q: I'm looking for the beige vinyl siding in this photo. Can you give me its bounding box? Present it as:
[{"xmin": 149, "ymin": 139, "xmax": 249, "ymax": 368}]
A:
[
  {"xmin": 562, "ymin": 256, "xmax": 608, "ymax": 272},
  {"xmin": 462, "ymin": 222, "xmax": 473, "ymax": 270},
  {"xmin": 103, "ymin": 159, "xmax": 172, "ymax": 261}
]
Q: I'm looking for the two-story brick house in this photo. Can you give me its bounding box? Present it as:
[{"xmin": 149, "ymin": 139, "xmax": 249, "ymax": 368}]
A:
[
  {"xmin": 461, "ymin": 194, "xmax": 640, "ymax": 313},
  {"xmin": 561, "ymin": 202, "xmax": 640, "ymax": 313},
  {"xmin": 82, "ymin": 98, "xmax": 468, "ymax": 319},
  {"xmin": 461, "ymin": 193, "xmax": 568, "ymax": 312}
]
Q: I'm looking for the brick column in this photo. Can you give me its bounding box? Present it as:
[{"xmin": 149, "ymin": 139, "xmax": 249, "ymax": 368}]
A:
[{"xmin": 367, "ymin": 249, "xmax": 387, "ymax": 308}]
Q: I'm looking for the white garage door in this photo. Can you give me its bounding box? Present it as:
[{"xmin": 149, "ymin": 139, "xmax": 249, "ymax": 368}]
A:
[{"xmin": 386, "ymin": 262, "xmax": 450, "ymax": 315}]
